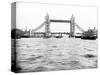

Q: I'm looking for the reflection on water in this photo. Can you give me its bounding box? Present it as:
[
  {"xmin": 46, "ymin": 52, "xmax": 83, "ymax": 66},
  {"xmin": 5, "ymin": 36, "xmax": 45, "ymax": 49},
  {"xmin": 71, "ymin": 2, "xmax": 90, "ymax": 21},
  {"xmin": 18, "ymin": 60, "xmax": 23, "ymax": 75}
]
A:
[{"xmin": 11, "ymin": 37, "xmax": 98, "ymax": 73}]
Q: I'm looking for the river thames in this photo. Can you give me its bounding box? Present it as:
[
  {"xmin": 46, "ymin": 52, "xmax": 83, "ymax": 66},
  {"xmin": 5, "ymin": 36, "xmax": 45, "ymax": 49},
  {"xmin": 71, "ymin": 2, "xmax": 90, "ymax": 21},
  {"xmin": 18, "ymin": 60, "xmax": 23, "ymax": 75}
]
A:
[{"xmin": 12, "ymin": 37, "xmax": 98, "ymax": 73}]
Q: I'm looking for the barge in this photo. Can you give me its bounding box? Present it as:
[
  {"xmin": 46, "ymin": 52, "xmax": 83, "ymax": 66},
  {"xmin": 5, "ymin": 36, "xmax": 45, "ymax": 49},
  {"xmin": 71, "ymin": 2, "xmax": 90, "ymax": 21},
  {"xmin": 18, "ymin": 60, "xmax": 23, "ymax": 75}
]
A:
[{"xmin": 81, "ymin": 28, "xmax": 97, "ymax": 40}]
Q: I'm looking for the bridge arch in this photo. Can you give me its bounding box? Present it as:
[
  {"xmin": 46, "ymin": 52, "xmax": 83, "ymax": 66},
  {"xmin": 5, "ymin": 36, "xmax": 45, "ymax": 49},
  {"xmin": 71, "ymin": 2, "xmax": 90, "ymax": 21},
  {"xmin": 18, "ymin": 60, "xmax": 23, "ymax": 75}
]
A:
[{"xmin": 45, "ymin": 13, "xmax": 75, "ymax": 37}]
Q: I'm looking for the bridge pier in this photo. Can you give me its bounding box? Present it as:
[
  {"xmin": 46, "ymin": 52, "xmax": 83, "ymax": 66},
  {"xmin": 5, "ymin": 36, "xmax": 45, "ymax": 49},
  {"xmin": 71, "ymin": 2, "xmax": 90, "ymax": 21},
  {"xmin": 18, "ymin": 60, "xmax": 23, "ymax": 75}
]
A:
[
  {"xmin": 45, "ymin": 13, "xmax": 51, "ymax": 37},
  {"xmin": 70, "ymin": 14, "xmax": 75, "ymax": 37}
]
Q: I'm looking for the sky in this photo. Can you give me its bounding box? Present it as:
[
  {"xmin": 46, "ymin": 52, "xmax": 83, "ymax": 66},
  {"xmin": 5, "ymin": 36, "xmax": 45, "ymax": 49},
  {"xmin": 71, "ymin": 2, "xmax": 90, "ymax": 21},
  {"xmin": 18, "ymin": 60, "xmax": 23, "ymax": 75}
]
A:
[{"xmin": 16, "ymin": 2, "xmax": 97, "ymax": 33}]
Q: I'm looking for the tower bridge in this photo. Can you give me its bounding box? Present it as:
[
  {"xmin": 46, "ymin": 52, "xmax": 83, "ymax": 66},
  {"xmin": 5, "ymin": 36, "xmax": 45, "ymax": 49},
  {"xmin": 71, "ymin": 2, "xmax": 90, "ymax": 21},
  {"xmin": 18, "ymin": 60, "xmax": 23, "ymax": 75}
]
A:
[{"xmin": 30, "ymin": 13, "xmax": 84, "ymax": 38}]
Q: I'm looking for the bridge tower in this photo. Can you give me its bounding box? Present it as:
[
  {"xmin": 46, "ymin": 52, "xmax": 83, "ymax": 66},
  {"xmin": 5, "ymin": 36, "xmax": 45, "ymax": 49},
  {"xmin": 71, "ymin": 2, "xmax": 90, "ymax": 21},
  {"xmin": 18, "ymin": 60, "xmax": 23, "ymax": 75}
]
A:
[
  {"xmin": 45, "ymin": 13, "xmax": 51, "ymax": 37},
  {"xmin": 70, "ymin": 14, "xmax": 75, "ymax": 37}
]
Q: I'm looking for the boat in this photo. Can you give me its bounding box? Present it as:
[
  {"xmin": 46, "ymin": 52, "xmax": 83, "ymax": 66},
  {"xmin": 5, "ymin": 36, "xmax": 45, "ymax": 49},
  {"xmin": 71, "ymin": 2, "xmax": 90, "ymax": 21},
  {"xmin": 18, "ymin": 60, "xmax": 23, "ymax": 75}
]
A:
[
  {"xmin": 55, "ymin": 36, "xmax": 63, "ymax": 38},
  {"xmin": 75, "ymin": 36, "xmax": 81, "ymax": 38},
  {"xmin": 81, "ymin": 28, "xmax": 97, "ymax": 40}
]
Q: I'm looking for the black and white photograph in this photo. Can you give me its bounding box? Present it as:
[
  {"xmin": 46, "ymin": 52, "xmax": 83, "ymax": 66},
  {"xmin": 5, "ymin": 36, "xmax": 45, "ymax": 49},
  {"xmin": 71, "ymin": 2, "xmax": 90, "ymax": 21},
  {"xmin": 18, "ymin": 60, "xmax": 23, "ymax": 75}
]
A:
[{"xmin": 11, "ymin": 2, "xmax": 98, "ymax": 73}]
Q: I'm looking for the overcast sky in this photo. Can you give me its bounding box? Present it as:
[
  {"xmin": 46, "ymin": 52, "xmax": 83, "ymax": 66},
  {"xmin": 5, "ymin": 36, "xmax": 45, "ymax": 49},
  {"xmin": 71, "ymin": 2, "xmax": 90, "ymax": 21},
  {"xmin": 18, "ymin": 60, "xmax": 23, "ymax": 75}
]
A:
[{"xmin": 16, "ymin": 2, "xmax": 97, "ymax": 32}]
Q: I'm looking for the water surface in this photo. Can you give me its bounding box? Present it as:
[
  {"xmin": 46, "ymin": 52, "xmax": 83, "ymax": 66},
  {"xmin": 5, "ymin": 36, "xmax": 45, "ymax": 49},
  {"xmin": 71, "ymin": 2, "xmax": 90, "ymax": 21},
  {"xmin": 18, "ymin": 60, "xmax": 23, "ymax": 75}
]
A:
[{"xmin": 12, "ymin": 37, "xmax": 98, "ymax": 72}]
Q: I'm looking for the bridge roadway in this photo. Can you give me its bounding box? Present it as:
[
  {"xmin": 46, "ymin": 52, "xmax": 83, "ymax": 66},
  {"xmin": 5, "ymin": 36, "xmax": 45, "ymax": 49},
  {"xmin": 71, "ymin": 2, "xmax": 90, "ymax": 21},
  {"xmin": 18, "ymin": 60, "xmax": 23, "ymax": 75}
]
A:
[
  {"xmin": 30, "ymin": 32, "xmax": 70, "ymax": 38},
  {"xmin": 32, "ymin": 32, "xmax": 70, "ymax": 35},
  {"xmin": 50, "ymin": 19, "xmax": 71, "ymax": 23}
]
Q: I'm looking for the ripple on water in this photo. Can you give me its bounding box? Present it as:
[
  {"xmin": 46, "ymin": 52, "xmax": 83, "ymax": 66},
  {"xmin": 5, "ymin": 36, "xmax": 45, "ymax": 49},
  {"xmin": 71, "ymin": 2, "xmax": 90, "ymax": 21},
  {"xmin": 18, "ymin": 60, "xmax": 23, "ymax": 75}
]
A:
[
  {"xmin": 69, "ymin": 61, "xmax": 80, "ymax": 66},
  {"xmin": 83, "ymin": 54, "xmax": 96, "ymax": 58},
  {"xmin": 26, "ymin": 45, "xmax": 31, "ymax": 48},
  {"xmin": 26, "ymin": 56, "xmax": 42, "ymax": 61},
  {"xmin": 32, "ymin": 66, "xmax": 48, "ymax": 72},
  {"xmin": 52, "ymin": 45, "xmax": 57, "ymax": 48},
  {"xmin": 84, "ymin": 48, "xmax": 93, "ymax": 51}
]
